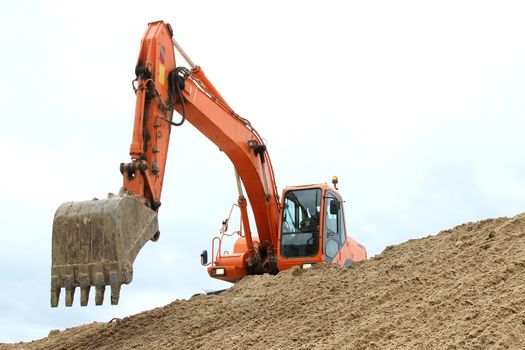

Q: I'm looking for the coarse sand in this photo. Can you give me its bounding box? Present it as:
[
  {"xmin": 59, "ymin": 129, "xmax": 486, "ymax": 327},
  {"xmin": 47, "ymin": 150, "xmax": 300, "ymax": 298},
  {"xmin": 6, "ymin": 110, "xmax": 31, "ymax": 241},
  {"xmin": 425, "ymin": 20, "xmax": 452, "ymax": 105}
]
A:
[{"xmin": 3, "ymin": 213, "xmax": 525, "ymax": 349}]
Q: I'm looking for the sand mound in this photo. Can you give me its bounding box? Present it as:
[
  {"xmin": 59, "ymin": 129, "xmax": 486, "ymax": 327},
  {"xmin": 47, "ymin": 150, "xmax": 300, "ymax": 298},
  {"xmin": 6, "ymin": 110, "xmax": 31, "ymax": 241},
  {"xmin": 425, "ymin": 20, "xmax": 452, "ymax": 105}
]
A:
[{"xmin": 3, "ymin": 213, "xmax": 525, "ymax": 349}]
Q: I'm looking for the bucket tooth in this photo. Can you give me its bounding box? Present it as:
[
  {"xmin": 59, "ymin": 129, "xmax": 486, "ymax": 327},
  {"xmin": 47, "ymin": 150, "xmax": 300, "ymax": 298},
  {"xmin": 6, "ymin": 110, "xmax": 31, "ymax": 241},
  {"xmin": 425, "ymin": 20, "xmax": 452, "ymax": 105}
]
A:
[
  {"xmin": 51, "ymin": 276, "xmax": 61, "ymax": 308},
  {"xmin": 79, "ymin": 274, "xmax": 90, "ymax": 306},
  {"xmin": 95, "ymin": 286, "xmax": 105, "ymax": 306},
  {"xmin": 95, "ymin": 272, "xmax": 105, "ymax": 306},
  {"xmin": 110, "ymin": 271, "xmax": 121, "ymax": 305},
  {"xmin": 64, "ymin": 276, "xmax": 75, "ymax": 307},
  {"xmin": 51, "ymin": 289, "xmax": 60, "ymax": 308}
]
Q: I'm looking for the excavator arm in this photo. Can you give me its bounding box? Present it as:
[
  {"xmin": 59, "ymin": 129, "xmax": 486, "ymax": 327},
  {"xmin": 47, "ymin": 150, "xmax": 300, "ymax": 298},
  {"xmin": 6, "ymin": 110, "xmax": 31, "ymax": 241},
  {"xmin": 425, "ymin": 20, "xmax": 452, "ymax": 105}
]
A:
[{"xmin": 51, "ymin": 21, "xmax": 281, "ymax": 307}]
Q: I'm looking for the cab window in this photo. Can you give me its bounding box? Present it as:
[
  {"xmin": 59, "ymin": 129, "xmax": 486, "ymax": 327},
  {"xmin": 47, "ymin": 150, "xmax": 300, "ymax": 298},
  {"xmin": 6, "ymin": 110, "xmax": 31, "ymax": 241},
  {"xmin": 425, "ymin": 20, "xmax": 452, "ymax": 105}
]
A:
[
  {"xmin": 324, "ymin": 192, "xmax": 344, "ymax": 262},
  {"xmin": 280, "ymin": 188, "xmax": 321, "ymax": 258}
]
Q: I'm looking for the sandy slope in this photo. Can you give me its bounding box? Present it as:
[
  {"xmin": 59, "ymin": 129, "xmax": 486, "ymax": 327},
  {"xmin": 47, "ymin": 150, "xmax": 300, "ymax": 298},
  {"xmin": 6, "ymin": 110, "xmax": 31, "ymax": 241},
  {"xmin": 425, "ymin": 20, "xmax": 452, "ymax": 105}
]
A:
[{"xmin": 3, "ymin": 213, "xmax": 525, "ymax": 349}]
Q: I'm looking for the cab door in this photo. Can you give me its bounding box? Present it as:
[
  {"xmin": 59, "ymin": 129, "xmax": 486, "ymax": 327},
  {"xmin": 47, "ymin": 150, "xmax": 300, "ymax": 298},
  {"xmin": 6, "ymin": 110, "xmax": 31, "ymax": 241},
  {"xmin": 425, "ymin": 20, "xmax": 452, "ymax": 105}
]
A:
[{"xmin": 323, "ymin": 191, "xmax": 345, "ymax": 262}]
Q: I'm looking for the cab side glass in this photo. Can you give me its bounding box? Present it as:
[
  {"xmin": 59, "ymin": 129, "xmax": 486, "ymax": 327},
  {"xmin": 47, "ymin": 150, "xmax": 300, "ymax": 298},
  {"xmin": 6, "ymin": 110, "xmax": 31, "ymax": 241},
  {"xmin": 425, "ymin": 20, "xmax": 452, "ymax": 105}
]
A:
[
  {"xmin": 324, "ymin": 194, "xmax": 343, "ymax": 262},
  {"xmin": 325, "ymin": 239, "xmax": 339, "ymax": 259},
  {"xmin": 339, "ymin": 204, "xmax": 346, "ymax": 245}
]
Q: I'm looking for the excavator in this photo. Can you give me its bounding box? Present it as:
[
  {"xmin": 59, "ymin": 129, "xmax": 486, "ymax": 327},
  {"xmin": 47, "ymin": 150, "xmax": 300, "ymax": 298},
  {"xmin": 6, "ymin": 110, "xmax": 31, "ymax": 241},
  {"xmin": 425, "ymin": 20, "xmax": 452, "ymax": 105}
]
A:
[{"xmin": 50, "ymin": 21, "xmax": 367, "ymax": 307}]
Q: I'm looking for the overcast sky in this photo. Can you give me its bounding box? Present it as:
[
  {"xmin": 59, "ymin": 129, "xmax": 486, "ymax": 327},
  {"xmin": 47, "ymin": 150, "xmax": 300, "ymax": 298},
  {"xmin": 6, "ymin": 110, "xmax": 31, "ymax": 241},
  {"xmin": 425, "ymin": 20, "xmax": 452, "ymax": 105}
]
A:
[{"xmin": 1, "ymin": 0, "xmax": 524, "ymax": 343}]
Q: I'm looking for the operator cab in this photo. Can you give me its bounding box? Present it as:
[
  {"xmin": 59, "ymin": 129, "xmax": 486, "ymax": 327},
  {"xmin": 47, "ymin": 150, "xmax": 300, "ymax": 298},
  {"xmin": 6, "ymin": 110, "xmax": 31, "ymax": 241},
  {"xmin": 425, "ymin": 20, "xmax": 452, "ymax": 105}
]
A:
[{"xmin": 278, "ymin": 183, "xmax": 361, "ymax": 270}]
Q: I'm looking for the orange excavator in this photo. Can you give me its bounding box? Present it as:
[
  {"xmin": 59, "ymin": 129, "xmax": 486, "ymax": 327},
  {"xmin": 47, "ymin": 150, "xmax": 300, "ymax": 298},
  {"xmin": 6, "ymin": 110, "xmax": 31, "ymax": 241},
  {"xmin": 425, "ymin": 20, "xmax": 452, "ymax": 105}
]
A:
[{"xmin": 51, "ymin": 21, "xmax": 367, "ymax": 307}]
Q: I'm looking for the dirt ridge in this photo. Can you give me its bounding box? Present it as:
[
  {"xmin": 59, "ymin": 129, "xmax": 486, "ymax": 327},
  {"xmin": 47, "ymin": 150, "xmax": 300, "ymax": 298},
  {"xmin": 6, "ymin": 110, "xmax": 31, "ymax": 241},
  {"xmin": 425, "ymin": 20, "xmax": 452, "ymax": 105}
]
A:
[{"xmin": 3, "ymin": 213, "xmax": 525, "ymax": 349}]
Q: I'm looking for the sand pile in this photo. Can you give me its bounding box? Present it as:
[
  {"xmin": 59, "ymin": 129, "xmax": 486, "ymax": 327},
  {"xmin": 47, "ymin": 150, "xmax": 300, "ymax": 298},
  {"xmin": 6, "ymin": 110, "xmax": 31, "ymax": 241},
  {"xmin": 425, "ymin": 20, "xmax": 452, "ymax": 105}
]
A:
[{"xmin": 3, "ymin": 213, "xmax": 525, "ymax": 349}]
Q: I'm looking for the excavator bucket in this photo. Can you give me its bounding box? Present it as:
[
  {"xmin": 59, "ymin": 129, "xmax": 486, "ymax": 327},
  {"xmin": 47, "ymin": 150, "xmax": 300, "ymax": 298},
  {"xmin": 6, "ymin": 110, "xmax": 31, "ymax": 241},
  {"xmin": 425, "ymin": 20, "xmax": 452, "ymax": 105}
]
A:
[{"xmin": 50, "ymin": 193, "xmax": 159, "ymax": 307}]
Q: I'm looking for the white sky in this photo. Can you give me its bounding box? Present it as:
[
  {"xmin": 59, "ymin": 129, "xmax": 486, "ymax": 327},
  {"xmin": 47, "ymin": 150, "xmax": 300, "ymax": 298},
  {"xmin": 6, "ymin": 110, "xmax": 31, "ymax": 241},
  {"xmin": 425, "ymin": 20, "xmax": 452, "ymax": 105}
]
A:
[{"xmin": 1, "ymin": 0, "xmax": 524, "ymax": 342}]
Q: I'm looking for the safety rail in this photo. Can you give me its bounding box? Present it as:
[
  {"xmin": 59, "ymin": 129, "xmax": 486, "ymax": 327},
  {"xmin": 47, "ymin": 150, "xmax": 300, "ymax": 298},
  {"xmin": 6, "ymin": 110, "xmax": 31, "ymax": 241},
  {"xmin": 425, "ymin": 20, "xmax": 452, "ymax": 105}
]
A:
[{"xmin": 205, "ymin": 203, "xmax": 245, "ymax": 266}]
